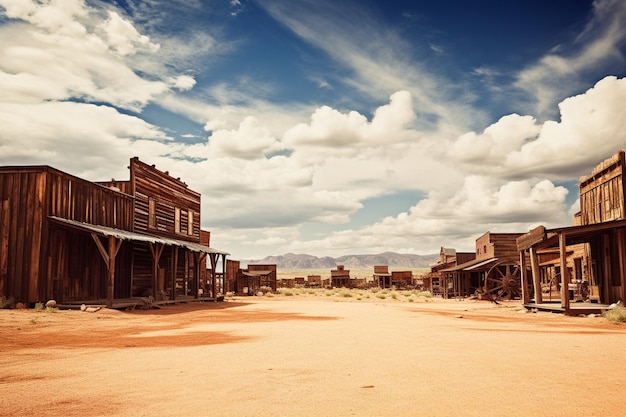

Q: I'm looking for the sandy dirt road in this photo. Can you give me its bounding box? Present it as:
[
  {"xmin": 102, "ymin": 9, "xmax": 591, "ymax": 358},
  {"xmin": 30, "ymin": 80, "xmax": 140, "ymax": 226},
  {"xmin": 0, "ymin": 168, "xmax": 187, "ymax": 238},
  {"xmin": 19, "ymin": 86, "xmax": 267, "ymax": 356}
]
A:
[{"xmin": 1, "ymin": 296, "xmax": 625, "ymax": 417}]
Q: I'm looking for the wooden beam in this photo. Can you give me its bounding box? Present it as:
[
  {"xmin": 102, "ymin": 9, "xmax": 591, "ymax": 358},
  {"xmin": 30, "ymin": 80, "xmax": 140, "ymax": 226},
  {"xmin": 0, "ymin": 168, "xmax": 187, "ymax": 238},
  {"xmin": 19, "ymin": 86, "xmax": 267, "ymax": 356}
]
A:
[
  {"xmin": 529, "ymin": 247, "xmax": 542, "ymax": 304},
  {"xmin": 91, "ymin": 233, "xmax": 109, "ymax": 266},
  {"xmin": 106, "ymin": 235, "xmax": 119, "ymax": 308},
  {"xmin": 559, "ymin": 233, "xmax": 570, "ymax": 311}
]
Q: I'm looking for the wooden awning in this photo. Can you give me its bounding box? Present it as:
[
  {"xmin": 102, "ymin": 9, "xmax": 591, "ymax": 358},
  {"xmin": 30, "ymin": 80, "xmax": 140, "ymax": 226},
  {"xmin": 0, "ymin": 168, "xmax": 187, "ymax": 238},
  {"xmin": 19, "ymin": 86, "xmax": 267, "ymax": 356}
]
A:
[
  {"xmin": 440, "ymin": 257, "xmax": 497, "ymax": 272},
  {"xmin": 242, "ymin": 270, "xmax": 273, "ymax": 277},
  {"xmin": 49, "ymin": 216, "xmax": 230, "ymax": 255}
]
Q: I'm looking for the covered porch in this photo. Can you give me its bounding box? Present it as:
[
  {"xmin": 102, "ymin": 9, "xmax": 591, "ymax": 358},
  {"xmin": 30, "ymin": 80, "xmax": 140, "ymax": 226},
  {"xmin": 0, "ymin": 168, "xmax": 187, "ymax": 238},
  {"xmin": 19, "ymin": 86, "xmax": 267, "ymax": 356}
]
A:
[
  {"xmin": 518, "ymin": 221, "xmax": 626, "ymax": 314},
  {"xmin": 49, "ymin": 216, "xmax": 229, "ymax": 308}
]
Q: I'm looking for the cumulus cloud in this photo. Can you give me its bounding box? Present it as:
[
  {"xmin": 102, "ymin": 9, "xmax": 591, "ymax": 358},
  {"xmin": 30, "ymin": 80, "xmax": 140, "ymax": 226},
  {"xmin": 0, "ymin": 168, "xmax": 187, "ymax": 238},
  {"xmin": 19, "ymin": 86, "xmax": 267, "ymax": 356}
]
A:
[
  {"xmin": 449, "ymin": 76, "xmax": 626, "ymax": 180},
  {"xmin": 201, "ymin": 116, "xmax": 283, "ymax": 160},
  {"xmin": 0, "ymin": 0, "xmax": 190, "ymax": 111},
  {"xmin": 515, "ymin": 0, "xmax": 626, "ymax": 116},
  {"xmin": 284, "ymin": 91, "xmax": 417, "ymax": 151},
  {"xmin": 100, "ymin": 11, "xmax": 160, "ymax": 56},
  {"xmin": 0, "ymin": 101, "xmax": 169, "ymax": 178}
]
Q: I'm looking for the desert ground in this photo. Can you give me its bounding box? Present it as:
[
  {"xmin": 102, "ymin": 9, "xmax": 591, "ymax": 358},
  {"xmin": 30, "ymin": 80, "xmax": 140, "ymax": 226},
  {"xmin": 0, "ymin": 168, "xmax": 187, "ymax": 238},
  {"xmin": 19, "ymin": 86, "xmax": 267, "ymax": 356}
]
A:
[{"xmin": 1, "ymin": 291, "xmax": 626, "ymax": 417}]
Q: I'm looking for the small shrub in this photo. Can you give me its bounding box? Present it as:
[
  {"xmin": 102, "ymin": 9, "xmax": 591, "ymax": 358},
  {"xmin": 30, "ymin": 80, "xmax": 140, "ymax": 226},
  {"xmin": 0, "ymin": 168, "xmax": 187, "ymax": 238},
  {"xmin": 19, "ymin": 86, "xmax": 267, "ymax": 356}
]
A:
[
  {"xmin": 417, "ymin": 291, "xmax": 433, "ymax": 298},
  {"xmin": 603, "ymin": 305, "xmax": 626, "ymax": 323},
  {"xmin": 391, "ymin": 293, "xmax": 398, "ymax": 299},
  {"xmin": 34, "ymin": 302, "xmax": 44, "ymax": 311},
  {"xmin": 284, "ymin": 291, "xmax": 293, "ymax": 296},
  {"xmin": 376, "ymin": 294, "xmax": 386, "ymax": 299},
  {"xmin": 342, "ymin": 292, "xmax": 352, "ymax": 298},
  {"xmin": 266, "ymin": 293, "xmax": 274, "ymax": 298},
  {"xmin": 408, "ymin": 298, "xmax": 414, "ymax": 302}
]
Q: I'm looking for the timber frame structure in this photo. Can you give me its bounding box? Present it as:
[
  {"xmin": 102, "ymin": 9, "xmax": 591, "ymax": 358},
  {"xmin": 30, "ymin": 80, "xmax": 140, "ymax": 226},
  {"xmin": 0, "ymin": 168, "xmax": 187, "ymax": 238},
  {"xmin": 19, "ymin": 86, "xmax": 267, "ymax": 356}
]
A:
[
  {"xmin": 440, "ymin": 232, "xmax": 523, "ymax": 300},
  {"xmin": 422, "ymin": 247, "xmax": 476, "ymax": 297},
  {"xmin": 517, "ymin": 150, "xmax": 626, "ymax": 313},
  {"xmin": 0, "ymin": 158, "xmax": 229, "ymax": 308}
]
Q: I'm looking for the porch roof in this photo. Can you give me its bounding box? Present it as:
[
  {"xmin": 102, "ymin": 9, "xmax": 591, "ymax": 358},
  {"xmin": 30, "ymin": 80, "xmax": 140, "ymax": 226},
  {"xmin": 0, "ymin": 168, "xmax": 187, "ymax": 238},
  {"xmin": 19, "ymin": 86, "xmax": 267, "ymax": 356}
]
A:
[
  {"xmin": 49, "ymin": 216, "xmax": 230, "ymax": 255},
  {"xmin": 518, "ymin": 219, "xmax": 626, "ymax": 250},
  {"xmin": 439, "ymin": 257, "xmax": 498, "ymax": 272},
  {"xmin": 242, "ymin": 270, "xmax": 273, "ymax": 277}
]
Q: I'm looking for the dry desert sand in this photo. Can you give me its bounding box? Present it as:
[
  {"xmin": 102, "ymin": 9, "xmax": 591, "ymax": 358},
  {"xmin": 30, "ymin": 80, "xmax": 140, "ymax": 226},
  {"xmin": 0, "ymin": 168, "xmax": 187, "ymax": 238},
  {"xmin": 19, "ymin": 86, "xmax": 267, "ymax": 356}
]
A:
[{"xmin": 2, "ymin": 294, "xmax": 626, "ymax": 417}]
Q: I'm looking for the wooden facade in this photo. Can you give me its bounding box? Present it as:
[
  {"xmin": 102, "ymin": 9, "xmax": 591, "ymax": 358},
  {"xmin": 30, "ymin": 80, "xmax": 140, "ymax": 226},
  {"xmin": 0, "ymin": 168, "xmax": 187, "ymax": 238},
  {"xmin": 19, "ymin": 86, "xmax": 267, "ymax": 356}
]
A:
[
  {"xmin": 518, "ymin": 150, "xmax": 626, "ymax": 312},
  {"xmin": 237, "ymin": 264, "xmax": 277, "ymax": 295},
  {"xmin": 331, "ymin": 265, "xmax": 351, "ymax": 288},
  {"xmin": 421, "ymin": 247, "xmax": 475, "ymax": 296},
  {"xmin": 0, "ymin": 158, "xmax": 228, "ymax": 307},
  {"xmin": 440, "ymin": 233, "xmax": 523, "ymax": 300},
  {"xmin": 373, "ymin": 265, "xmax": 391, "ymax": 288}
]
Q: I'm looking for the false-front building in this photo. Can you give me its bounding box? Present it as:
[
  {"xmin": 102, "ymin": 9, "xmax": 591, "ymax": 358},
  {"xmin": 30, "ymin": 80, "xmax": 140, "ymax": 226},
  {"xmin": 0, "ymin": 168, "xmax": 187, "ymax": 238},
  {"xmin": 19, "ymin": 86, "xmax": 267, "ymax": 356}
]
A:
[
  {"xmin": 517, "ymin": 150, "xmax": 626, "ymax": 312},
  {"xmin": 0, "ymin": 157, "xmax": 228, "ymax": 308}
]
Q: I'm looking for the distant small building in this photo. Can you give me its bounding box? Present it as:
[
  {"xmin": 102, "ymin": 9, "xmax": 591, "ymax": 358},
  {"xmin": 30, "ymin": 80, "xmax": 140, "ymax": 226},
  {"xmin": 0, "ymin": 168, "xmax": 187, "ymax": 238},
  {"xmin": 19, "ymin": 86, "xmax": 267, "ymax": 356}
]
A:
[
  {"xmin": 238, "ymin": 264, "xmax": 277, "ymax": 295},
  {"xmin": 307, "ymin": 275, "xmax": 322, "ymax": 287},
  {"xmin": 331, "ymin": 265, "xmax": 350, "ymax": 288},
  {"xmin": 373, "ymin": 265, "xmax": 391, "ymax": 288}
]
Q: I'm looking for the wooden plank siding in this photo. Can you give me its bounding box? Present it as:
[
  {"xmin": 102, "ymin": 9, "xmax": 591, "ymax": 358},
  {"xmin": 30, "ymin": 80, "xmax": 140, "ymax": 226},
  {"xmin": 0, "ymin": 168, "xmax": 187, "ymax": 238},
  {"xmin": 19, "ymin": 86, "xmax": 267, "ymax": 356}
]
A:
[
  {"xmin": 1, "ymin": 159, "xmax": 228, "ymax": 306},
  {"xmin": 0, "ymin": 166, "xmax": 134, "ymax": 304},
  {"xmin": 130, "ymin": 158, "xmax": 201, "ymax": 242},
  {"xmin": 475, "ymin": 232, "xmax": 523, "ymax": 261},
  {"xmin": 579, "ymin": 150, "xmax": 626, "ymax": 225}
]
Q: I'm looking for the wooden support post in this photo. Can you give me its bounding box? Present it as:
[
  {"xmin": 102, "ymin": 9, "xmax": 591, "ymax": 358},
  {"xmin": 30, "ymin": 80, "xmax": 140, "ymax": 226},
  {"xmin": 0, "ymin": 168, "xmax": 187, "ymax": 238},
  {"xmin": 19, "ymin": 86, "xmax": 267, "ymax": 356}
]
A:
[
  {"xmin": 106, "ymin": 236, "xmax": 120, "ymax": 309},
  {"xmin": 529, "ymin": 247, "xmax": 542, "ymax": 304},
  {"xmin": 193, "ymin": 252, "xmax": 199, "ymax": 299},
  {"xmin": 209, "ymin": 253, "xmax": 217, "ymax": 298},
  {"xmin": 148, "ymin": 242, "xmax": 164, "ymax": 300},
  {"xmin": 559, "ymin": 233, "xmax": 570, "ymax": 311},
  {"xmin": 616, "ymin": 229, "xmax": 626, "ymax": 303},
  {"xmin": 520, "ymin": 251, "xmax": 530, "ymax": 304},
  {"xmin": 172, "ymin": 246, "xmax": 179, "ymax": 300}
]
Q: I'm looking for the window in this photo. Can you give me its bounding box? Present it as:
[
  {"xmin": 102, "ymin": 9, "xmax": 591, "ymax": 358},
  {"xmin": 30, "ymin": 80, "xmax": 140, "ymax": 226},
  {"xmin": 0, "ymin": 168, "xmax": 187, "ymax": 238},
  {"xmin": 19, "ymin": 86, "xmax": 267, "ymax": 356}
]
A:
[
  {"xmin": 148, "ymin": 198, "xmax": 156, "ymax": 228},
  {"xmin": 188, "ymin": 211, "xmax": 194, "ymax": 235},
  {"xmin": 175, "ymin": 207, "xmax": 181, "ymax": 234}
]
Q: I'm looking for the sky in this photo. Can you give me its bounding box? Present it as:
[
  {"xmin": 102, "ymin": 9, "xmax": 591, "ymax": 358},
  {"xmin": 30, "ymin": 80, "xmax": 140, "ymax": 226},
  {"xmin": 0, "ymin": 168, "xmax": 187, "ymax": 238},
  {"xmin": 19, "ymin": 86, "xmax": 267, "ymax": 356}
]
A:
[{"xmin": 1, "ymin": 0, "xmax": 626, "ymax": 260}]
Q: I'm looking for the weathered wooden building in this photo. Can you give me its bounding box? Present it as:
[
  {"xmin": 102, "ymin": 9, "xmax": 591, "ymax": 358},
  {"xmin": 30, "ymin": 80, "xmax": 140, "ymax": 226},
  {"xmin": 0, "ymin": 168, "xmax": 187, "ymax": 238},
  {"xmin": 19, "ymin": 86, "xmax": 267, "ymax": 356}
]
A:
[
  {"xmin": 440, "ymin": 232, "xmax": 523, "ymax": 300},
  {"xmin": 518, "ymin": 150, "xmax": 626, "ymax": 313},
  {"xmin": 372, "ymin": 265, "xmax": 413, "ymax": 289},
  {"xmin": 306, "ymin": 275, "xmax": 322, "ymax": 287},
  {"xmin": 372, "ymin": 265, "xmax": 391, "ymax": 288},
  {"xmin": 0, "ymin": 158, "xmax": 229, "ymax": 308},
  {"xmin": 236, "ymin": 264, "xmax": 277, "ymax": 295},
  {"xmin": 331, "ymin": 265, "xmax": 351, "ymax": 288},
  {"xmin": 421, "ymin": 247, "xmax": 475, "ymax": 295}
]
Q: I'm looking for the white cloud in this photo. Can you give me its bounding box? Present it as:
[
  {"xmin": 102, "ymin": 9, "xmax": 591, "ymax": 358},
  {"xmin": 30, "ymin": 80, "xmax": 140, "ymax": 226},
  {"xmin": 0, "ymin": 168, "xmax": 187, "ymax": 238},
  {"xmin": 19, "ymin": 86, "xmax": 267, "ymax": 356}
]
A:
[
  {"xmin": 0, "ymin": 101, "xmax": 169, "ymax": 178},
  {"xmin": 197, "ymin": 116, "xmax": 283, "ymax": 160},
  {"xmin": 515, "ymin": 0, "xmax": 626, "ymax": 115},
  {"xmin": 100, "ymin": 11, "xmax": 159, "ymax": 56},
  {"xmin": 284, "ymin": 91, "xmax": 417, "ymax": 151},
  {"xmin": 448, "ymin": 76, "xmax": 626, "ymax": 180}
]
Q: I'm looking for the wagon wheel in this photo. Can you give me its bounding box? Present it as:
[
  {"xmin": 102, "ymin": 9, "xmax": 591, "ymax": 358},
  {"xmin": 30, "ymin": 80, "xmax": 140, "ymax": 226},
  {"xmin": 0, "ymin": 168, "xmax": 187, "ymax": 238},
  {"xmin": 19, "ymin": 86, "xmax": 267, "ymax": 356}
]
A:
[{"xmin": 483, "ymin": 260, "xmax": 522, "ymax": 301}]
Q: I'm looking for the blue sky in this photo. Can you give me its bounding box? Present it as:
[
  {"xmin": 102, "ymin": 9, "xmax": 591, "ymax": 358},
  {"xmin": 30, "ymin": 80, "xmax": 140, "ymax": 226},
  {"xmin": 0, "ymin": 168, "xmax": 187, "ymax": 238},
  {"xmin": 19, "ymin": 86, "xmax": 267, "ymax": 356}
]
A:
[{"xmin": 1, "ymin": 0, "xmax": 626, "ymax": 259}]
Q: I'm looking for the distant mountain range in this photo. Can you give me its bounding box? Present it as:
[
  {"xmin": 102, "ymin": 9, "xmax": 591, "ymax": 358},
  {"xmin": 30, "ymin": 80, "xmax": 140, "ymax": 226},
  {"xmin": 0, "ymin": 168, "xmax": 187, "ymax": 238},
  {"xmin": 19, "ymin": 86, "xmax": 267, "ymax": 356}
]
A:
[{"xmin": 240, "ymin": 252, "xmax": 439, "ymax": 269}]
